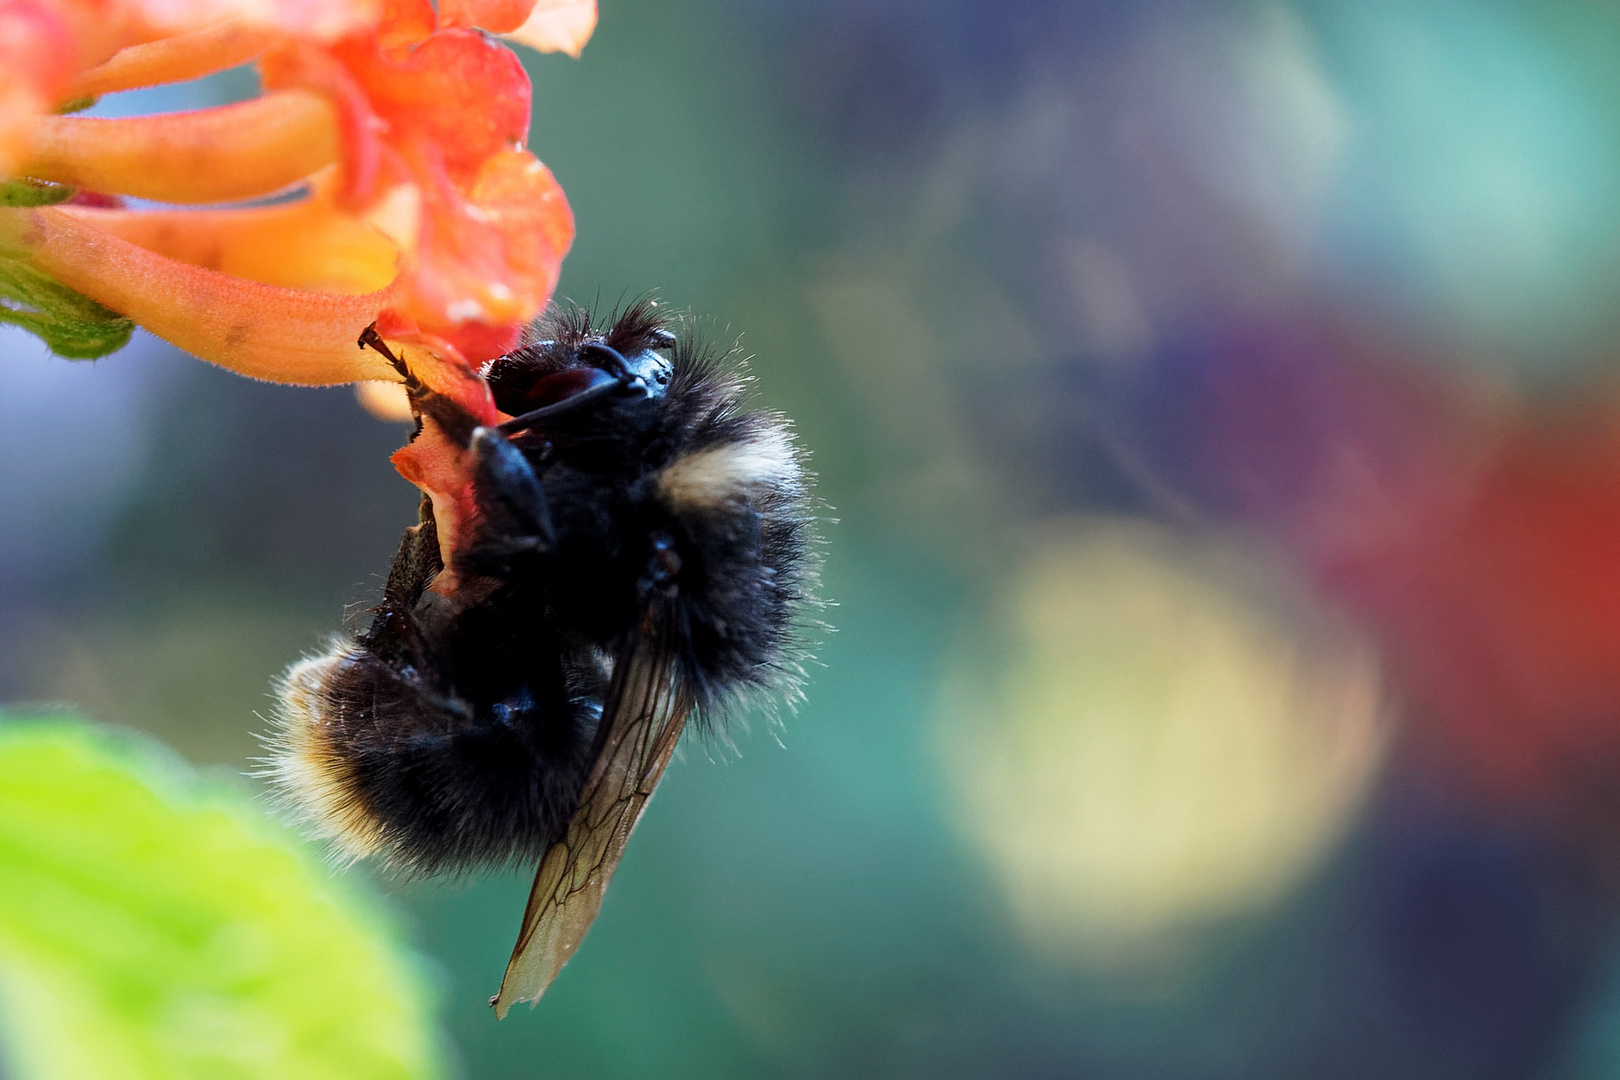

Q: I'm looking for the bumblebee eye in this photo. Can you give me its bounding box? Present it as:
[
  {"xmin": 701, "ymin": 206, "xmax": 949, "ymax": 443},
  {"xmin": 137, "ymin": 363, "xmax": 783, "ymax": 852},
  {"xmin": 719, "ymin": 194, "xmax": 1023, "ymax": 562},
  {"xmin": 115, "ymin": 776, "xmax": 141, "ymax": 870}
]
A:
[{"xmin": 521, "ymin": 367, "xmax": 619, "ymax": 411}]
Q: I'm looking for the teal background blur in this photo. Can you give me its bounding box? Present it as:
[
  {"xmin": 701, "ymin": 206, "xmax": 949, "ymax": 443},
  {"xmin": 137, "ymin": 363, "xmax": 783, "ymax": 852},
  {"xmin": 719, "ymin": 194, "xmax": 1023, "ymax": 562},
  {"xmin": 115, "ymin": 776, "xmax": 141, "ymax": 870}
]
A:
[{"xmin": 13, "ymin": 1, "xmax": 1620, "ymax": 1076}]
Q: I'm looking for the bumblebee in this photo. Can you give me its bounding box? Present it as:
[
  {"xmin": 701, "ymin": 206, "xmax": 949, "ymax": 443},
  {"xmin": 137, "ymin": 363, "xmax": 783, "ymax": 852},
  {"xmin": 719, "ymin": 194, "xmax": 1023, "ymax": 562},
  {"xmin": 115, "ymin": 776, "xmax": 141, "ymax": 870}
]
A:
[{"xmin": 265, "ymin": 302, "xmax": 815, "ymax": 1015}]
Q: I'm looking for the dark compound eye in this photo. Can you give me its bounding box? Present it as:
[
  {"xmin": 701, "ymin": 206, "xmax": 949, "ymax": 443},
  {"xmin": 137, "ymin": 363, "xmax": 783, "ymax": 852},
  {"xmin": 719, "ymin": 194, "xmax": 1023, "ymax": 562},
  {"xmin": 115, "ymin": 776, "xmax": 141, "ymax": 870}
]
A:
[{"xmin": 519, "ymin": 366, "xmax": 619, "ymax": 411}]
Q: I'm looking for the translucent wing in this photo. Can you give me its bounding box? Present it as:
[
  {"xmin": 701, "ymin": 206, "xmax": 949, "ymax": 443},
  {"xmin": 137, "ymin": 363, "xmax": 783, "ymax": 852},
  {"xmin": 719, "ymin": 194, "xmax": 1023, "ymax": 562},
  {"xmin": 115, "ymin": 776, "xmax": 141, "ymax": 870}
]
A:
[{"xmin": 491, "ymin": 633, "xmax": 693, "ymax": 1017}]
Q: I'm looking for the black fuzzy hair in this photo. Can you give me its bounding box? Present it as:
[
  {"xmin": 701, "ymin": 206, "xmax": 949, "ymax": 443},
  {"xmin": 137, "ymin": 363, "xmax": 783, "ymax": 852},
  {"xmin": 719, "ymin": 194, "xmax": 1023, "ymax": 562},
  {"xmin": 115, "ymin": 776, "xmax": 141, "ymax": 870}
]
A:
[{"xmin": 265, "ymin": 301, "xmax": 819, "ymax": 876}]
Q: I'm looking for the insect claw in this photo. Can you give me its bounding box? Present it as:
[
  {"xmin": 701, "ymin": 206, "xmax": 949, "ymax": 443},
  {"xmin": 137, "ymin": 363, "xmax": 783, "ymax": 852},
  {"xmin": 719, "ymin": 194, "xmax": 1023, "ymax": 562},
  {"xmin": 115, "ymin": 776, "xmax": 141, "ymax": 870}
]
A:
[{"xmin": 358, "ymin": 322, "xmax": 409, "ymax": 380}]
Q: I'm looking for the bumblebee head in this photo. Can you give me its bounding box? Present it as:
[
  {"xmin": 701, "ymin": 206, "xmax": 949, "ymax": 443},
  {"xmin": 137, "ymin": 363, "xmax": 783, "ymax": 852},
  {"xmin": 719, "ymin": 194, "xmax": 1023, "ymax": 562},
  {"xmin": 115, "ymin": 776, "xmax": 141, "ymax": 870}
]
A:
[
  {"xmin": 471, "ymin": 302, "xmax": 817, "ymax": 714},
  {"xmin": 484, "ymin": 300, "xmax": 675, "ymax": 424}
]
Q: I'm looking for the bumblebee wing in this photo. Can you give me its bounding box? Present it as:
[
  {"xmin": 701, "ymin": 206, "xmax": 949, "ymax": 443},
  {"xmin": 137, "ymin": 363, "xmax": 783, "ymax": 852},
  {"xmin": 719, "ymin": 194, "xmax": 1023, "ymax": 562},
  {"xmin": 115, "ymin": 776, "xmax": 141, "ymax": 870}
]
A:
[{"xmin": 491, "ymin": 632, "xmax": 693, "ymax": 1017}]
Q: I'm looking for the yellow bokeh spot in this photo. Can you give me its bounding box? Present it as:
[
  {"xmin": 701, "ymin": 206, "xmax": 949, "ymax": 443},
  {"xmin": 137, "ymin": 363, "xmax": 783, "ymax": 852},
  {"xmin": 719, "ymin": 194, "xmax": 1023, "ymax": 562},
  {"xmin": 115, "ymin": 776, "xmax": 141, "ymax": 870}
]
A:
[
  {"xmin": 936, "ymin": 517, "xmax": 1389, "ymax": 967},
  {"xmin": 355, "ymin": 380, "xmax": 415, "ymax": 422}
]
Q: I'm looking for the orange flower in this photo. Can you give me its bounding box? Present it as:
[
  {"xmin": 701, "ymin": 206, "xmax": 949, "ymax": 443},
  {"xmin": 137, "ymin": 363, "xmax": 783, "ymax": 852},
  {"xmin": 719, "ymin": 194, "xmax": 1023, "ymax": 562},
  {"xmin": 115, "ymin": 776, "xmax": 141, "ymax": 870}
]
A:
[{"xmin": 0, "ymin": 0, "xmax": 594, "ymax": 397}]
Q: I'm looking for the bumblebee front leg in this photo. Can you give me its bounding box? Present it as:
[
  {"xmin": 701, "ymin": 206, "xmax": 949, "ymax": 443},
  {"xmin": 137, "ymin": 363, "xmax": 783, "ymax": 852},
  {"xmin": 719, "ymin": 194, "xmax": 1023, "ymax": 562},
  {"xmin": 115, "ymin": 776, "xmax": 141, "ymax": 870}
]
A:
[{"xmin": 465, "ymin": 428, "xmax": 557, "ymax": 575}]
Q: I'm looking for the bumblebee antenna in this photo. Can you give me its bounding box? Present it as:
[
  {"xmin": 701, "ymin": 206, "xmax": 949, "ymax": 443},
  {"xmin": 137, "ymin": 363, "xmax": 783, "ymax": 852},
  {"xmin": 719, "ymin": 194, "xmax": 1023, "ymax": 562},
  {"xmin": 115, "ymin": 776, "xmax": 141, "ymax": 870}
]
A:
[{"xmin": 577, "ymin": 342, "xmax": 638, "ymax": 383}]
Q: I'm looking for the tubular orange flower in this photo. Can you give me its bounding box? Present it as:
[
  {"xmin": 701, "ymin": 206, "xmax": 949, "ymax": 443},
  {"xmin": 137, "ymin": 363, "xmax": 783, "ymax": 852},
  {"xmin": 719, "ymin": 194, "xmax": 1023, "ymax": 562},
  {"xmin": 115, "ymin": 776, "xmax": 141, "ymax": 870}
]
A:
[
  {"xmin": 1, "ymin": 0, "xmax": 595, "ymax": 397},
  {"xmin": 2, "ymin": 0, "xmax": 594, "ymax": 573}
]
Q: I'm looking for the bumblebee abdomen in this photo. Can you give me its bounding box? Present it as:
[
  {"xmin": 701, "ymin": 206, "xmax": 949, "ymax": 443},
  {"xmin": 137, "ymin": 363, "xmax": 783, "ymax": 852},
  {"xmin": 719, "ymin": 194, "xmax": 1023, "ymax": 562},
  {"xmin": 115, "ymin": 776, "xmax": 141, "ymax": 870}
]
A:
[{"xmin": 269, "ymin": 637, "xmax": 604, "ymax": 875}]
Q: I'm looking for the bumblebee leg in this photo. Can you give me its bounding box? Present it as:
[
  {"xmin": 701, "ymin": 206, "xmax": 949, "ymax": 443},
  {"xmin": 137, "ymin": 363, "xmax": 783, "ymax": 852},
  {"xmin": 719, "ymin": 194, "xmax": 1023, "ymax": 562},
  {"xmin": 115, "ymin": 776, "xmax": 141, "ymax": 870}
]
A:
[
  {"xmin": 357, "ymin": 322, "xmax": 409, "ymax": 379},
  {"xmin": 638, "ymin": 530, "xmax": 682, "ymax": 600}
]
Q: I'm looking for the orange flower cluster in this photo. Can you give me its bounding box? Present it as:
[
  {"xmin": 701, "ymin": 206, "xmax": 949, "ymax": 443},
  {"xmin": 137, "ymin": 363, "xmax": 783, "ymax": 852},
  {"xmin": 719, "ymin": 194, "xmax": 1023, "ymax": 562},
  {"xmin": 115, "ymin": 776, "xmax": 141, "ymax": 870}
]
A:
[{"xmin": 0, "ymin": 0, "xmax": 593, "ymax": 397}]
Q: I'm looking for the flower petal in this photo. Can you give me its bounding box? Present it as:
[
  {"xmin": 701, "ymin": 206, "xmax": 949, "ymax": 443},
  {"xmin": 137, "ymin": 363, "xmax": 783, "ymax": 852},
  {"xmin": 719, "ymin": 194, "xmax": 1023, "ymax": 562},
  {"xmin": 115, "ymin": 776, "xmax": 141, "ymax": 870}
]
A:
[
  {"xmin": 436, "ymin": 0, "xmax": 536, "ymax": 34},
  {"xmin": 259, "ymin": 23, "xmax": 530, "ymax": 204},
  {"xmin": 503, "ymin": 0, "xmax": 595, "ymax": 57},
  {"xmin": 25, "ymin": 89, "xmax": 340, "ymax": 203},
  {"xmin": 267, "ymin": 23, "xmax": 567, "ymax": 365},
  {"xmin": 0, "ymin": 1, "xmax": 77, "ymax": 179},
  {"xmin": 59, "ymin": 194, "xmax": 399, "ymax": 294},
  {"xmin": 3, "ymin": 204, "xmax": 399, "ymax": 384},
  {"xmin": 390, "ymin": 415, "xmax": 480, "ymax": 593},
  {"xmin": 396, "ymin": 149, "xmax": 572, "ymax": 360},
  {"xmin": 466, "ymin": 149, "xmax": 573, "ymax": 296},
  {"xmin": 328, "ymin": 27, "xmax": 530, "ymax": 188},
  {"xmin": 68, "ymin": 20, "xmax": 278, "ymax": 99},
  {"xmin": 374, "ymin": 0, "xmax": 438, "ymax": 46},
  {"xmin": 375, "ymin": 308, "xmax": 504, "ymax": 590},
  {"xmin": 256, "ymin": 43, "xmax": 395, "ymax": 208},
  {"xmin": 130, "ymin": 0, "xmax": 382, "ymax": 40}
]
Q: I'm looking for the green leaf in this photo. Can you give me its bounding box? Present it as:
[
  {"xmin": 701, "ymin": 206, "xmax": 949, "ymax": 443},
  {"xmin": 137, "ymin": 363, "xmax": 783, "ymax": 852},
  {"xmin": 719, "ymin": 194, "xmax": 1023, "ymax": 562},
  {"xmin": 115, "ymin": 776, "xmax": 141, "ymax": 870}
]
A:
[
  {"xmin": 0, "ymin": 257, "xmax": 133, "ymax": 358},
  {"xmin": 0, "ymin": 180, "xmax": 76, "ymax": 208},
  {"xmin": 0, "ymin": 714, "xmax": 447, "ymax": 1080}
]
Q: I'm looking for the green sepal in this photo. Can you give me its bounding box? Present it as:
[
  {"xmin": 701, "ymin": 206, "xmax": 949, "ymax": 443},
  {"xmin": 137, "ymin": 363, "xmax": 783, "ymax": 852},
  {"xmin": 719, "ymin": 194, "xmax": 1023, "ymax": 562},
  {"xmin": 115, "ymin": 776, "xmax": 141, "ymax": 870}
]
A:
[
  {"xmin": 55, "ymin": 95, "xmax": 99, "ymax": 115},
  {"xmin": 0, "ymin": 255, "xmax": 134, "ymax": 358},
  {"xmin": 0, "ymin": 179, "xmax": 77, "ymax": 208}
]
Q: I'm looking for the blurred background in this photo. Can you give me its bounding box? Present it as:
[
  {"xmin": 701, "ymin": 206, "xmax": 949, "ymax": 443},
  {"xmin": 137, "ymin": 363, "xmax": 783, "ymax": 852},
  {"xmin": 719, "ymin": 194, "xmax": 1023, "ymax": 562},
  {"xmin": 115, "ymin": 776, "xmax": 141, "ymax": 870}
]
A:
[{"xmin": 9, "ymin": 0, "xmax": 1620, "ymax": 1075}]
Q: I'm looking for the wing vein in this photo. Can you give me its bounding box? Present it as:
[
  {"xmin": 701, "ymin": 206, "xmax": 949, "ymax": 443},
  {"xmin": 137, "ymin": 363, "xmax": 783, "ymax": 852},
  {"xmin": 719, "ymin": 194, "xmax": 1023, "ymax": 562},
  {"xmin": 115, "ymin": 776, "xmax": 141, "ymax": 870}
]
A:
[{"xmin": 492, "ymin": 627, "xmax": 693, "ymax": 1016}]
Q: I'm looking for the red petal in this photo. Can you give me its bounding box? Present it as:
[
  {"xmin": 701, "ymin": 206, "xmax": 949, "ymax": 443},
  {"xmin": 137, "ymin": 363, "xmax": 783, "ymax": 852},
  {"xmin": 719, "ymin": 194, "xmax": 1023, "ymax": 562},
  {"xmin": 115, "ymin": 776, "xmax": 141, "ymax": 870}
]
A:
[
  {"xmin": 332, "ymin": 27, "xmax": 530, "ymax": 188},
  {"xmin": 395, "ymin": 149, "xmax": 572, "ymax": 358},
  {"xmin": 466, "ymin": 149, "xmax": 573, "ymax": 298},
  {"xmin": 432, "ymin": 320, "xmax": 522, "ymax": 365},
  {"xmin": 262, "ymin": 24, "xmax": 531, "ymax": 199},
  {"xmin": 64, "ymin": 189, "xmax": 124, "ymax": 207},
  {"xmin": 259, "ymin": 42, "xmax": 398, "ymax": 207},
  {"xmin": 261, "ymin": 6, "xmax": 568, "ymax": 371},
  {"xmin": 0, "ymin": 2, "xmax": 75, "ymax": 95},
  {"xmin": 378, "ymin": 307, "xmax": 504, "ymax": 589},
  {"xmin": 390, "ymin": 415, "xmax": 481, "ymax": 594},
  {"xmin": 0, "ymin": 1, "xmax": 77, "ymax": 177},
  {"xmin": 437, "ymin": 0, "xmax": 535, "ymax": 34},
  {"xmin": 373, "ymin": 0, "xmax": 436, "ymax": 46}
]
